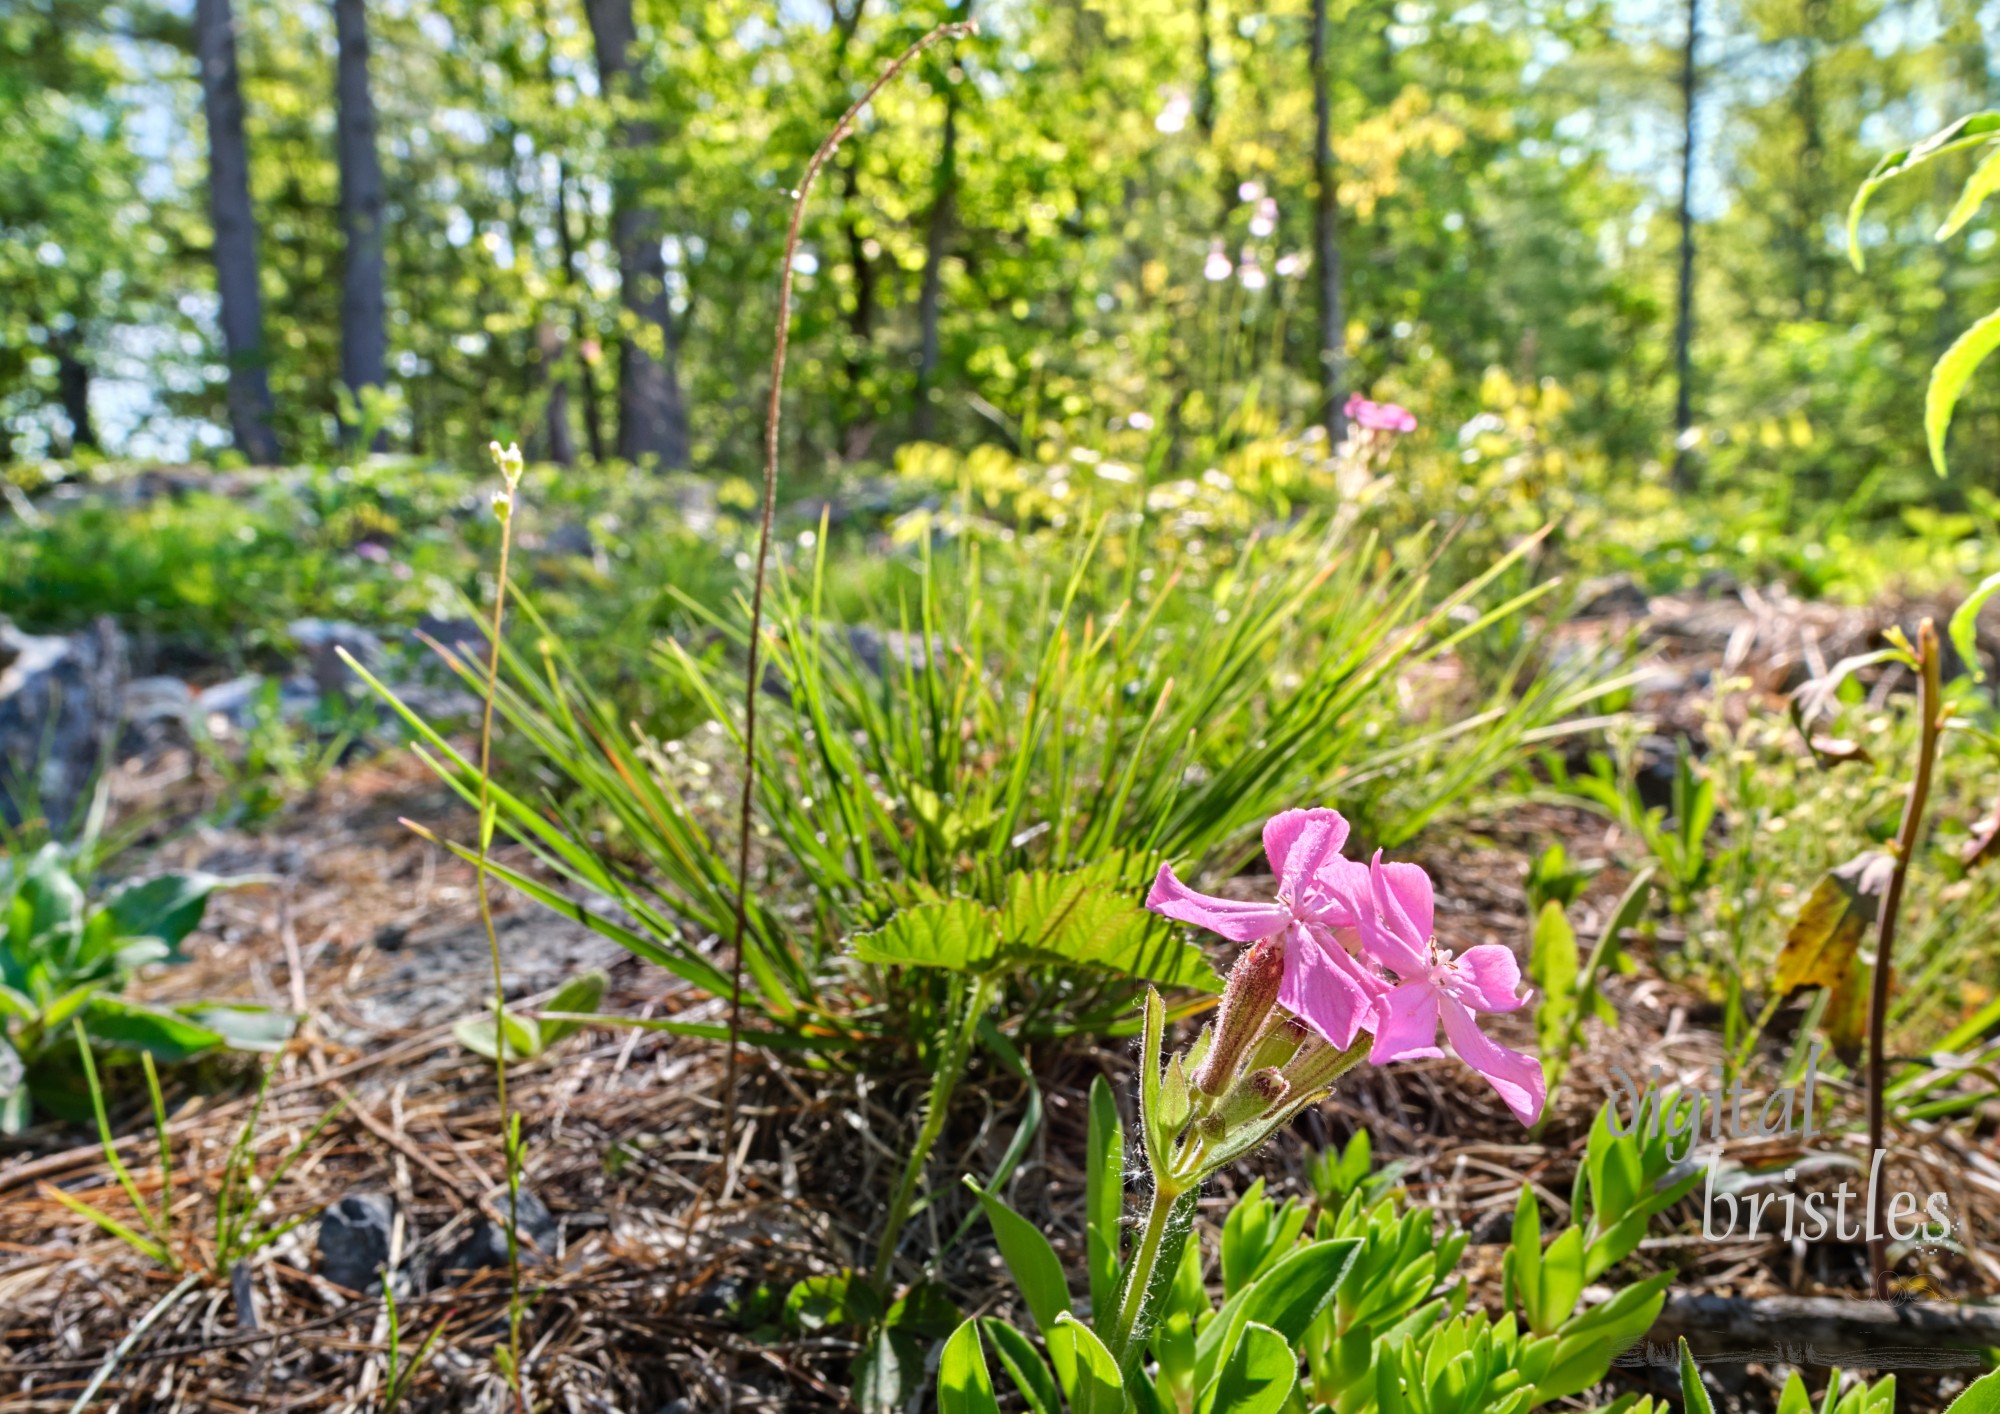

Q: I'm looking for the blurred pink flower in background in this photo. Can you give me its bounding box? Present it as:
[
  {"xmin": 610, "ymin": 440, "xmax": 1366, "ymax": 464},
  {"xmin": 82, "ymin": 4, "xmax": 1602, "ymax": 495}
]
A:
[{"xmin": 1344, "ymin": 394, "xmax": 1417, "ymax": 434}]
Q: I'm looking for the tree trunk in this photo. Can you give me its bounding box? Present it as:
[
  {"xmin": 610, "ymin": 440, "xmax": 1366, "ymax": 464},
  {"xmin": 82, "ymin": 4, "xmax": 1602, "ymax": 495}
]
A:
[
  {"xmin": 912, "ymin": 69, "xmax": 960, "ymax": 443},
  {"xmin": 1671, "ymin": 0, "xmax": 1699, "ymax": 489},
  {"xmin": 55, "ymin": 341, "xmax": 98, "ymax": 453},
  {"xmin": 583, "ymin": 0, "xmax": 689, "ymax": 469},
  {"xmin": 555, "ymin": 169, "xmax": 610, "ymax": 463},
  {"xmin": 535, "ymin": 322, "xmax": 578, "ymax": 466},
  {"xmin": 194, "ymin": 0, "xmax": 281, "ymax": 464},
  {"xmin": 334, "ymin": 0, "xmax": 387, "ymax": 447},
  {"xmin": 1310, "ymin": 0, "xmax": 1346, "ymax": 444}
]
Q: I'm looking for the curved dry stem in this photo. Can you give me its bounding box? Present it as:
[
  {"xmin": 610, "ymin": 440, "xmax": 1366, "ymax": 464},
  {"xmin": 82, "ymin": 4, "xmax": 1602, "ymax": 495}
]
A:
[{"xmin": 720, "ymin": 17, "xmax": 977, "ymax": 1174}]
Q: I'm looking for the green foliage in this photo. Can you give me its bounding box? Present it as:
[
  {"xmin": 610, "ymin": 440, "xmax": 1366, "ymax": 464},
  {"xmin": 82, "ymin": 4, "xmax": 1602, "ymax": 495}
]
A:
[
  {"xmin": 368, "ymin": 504, "xmax": 1613, "ymax": 1056},
  {"xmin": 1850, "ymin": 113, "xmax": 2000, "ymax": 477},
  {"xmin": 0, "ymin": 842, "xmax": 283, "ymax": 1130},
  {"xmin": 949, "ymin": 1107, "xmax": 1687, "ymax": 1414},
  {"xmin": 1531, "ymin": 868, "xmax": 1654, "ymax": 1113},
  {"xmin": 42, "ymin": 1038, "xmax": 342, "ymax": 1276}
]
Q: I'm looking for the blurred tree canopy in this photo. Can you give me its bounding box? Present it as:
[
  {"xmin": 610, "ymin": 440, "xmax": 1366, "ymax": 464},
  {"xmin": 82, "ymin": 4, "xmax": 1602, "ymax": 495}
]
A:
[{"xmin": 0, "ymin": 0, "xmax": 1995, "ymax": 513}]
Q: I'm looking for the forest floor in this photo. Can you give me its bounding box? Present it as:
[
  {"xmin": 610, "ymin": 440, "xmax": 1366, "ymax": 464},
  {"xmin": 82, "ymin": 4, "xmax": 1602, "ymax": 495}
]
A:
[{"xmin": 2, "ymin": 581, "xmax": 1998, "ymax": 1414}]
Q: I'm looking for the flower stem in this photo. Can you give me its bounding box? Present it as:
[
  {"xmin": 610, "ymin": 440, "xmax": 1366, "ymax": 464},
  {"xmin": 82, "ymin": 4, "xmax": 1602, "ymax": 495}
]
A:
[
  {"xmin": 1108, "ymin": 1175, "xmax": 1183, "ymax": 1365},
  {"xmin": 1867, "ymin": 619, "xmax": 1943, "ymax": 1295},
  {"xmin": 871, "ymin": 972, "xmax": 995, "ymax": 1290}
]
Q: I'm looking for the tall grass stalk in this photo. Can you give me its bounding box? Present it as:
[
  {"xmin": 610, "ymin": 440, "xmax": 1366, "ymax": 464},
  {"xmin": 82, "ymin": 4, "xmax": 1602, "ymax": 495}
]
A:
[{"xmin": 720, "ymin": 17, "xmax": 978, "ymax": 1171}]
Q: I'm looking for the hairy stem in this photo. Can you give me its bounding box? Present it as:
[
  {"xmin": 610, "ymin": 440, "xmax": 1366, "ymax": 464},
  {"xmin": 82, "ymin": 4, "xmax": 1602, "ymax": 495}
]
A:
[{"xmin": 1108, "ymin": 1176, "xmax": 1184, "ymax": 1366}]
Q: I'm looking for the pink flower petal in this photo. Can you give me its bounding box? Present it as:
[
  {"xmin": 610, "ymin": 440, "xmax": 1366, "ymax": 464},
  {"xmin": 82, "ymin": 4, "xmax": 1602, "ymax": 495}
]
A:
[
  {"xmin": 1440, "ymin": 997, "xmax": 1546, "ymax": 1126},
  {"xmin": 1299, "ymin": 855, "xmax": 1369, "ymax": 929},
  {"xmin": 1454, "ymin": 944, "xmax": 1530, "ymax": 1014},
  {"xmin": 1358, "ymin": 855, "xmax": 1430, "ymax": 977},
  {"xmin": 1368, "ymin": 980, "xmax": 1443, "ymax": 1064},
  {"xmin": 1280, "ymin": 922, "xmax": 1383, "ymax": 1050},
  {"xmin": 1263, "ymin": 808, "xmax": 1351, "ymax": 900},
  {"xmin": 1145, "ymin": 863, "xmax": 1289, "ymax": 943}
]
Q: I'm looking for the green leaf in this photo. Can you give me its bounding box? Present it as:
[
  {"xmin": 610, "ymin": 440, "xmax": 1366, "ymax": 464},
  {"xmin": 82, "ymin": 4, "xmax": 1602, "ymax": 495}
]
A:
[
  {"xmin": 965, "ymin": 1178, "xmax": 1073, "ymax": 1362},
  {"xmin": 1237, "ymin": 1237, "xmax": 1362, "ymax": 1345},
  {"xmin": 1536, "ymin": 1229, "xmax": 1586, "ymax": 1333},
  {"xmin": 856, "ymin": 1327, "xmax": 925, "ymax": 1414},
  {"xmin": 887, "ymin": 1281, "xmax": 961, "ymax": 1339},
  {"xmin": 1054, "ymin": 1311, "xmax": 1124, "ymax": 1410},
  {"xmin": 178, "ymin": 1003, "xmax": 295, "ymax": 1053},
  {"xmin": 454, "ymin": 1008, "xmax": 544, "ymax": 1061},
  {"xmin": 1086, "ymin": 1073, "xmax": 1125, "ymax": 1317},
  {"xmin": 80, "ymin": 998, "xmax": 226, "ymax": 1061},
  {"xmin": 1530, "ymin": 901, "xmax": 1577, "ymax": 1078},
  {"xmin": 1209, "ymin": 1320, "xmax": 1296, "ymax": 1414},
  {"xmin": 1778, "ymin": 1373, "xmax": 1814, "ymax": 1414},
  {"xmin": 784, "ymin": 1270, "xmax": 884, "ymax": 1331},
  {"xmin": 1678, "ymin": 1339, "xmax": 1715, "ymax": 1414},
  {"xmin": 1938, "ymin": 141, "xmax": 2000, "ymax": 242},
  {"xmin": 853, "ymin": 898, "xmax": 998, "ymax": 971},
  {"xmin": 535, "ymin": 971, "xmax": 608, "ymax": 1046},
  {"xmin": 1928, "ymin": 306, "xmax": 2000, "ymax": 477},
  {"xmin": 99, "ymin": 873, "xmax": 227, "ymax": 954},
  {"xmin": 938, "ymin": 1319, "xmax": 1002, "ymax": 1414},
  {"xmin": 981, "ymin": 1316, "xmax": 1061, "ymax": 1414},
  {"xmin": 1941, "ymin": 1366, "xmax": 2000, "ymax": 1414},
  {"xmin": 1950, "ymin": 570, "xmax": 2000, "ymax": 684},
  {"xmin": 1849, "ymin": 114, "xmax": 2000, "ymax": 269}
]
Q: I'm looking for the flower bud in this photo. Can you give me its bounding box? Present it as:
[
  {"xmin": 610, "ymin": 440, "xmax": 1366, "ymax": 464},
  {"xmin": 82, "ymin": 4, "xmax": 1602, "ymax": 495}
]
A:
[
  {"xmin": 1193, "ymin": 936, "xmax": 1285, "ymax": 1096},
  {"xmin": 1200, "ymin": 1066, "xmax": 1290, "ymax": 1137},
  {"xmin": 1244, "ymin": 1013, "xmax": 1310, "ymax": 1075}
]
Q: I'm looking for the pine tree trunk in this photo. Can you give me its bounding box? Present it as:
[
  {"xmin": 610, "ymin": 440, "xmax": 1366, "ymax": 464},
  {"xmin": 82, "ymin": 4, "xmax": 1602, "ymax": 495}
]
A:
[
  {"xmin": 55, "ymin": 342, "xmax": 98, "ymax": 453},
  {"xmin": 334, "ymin": 0, "xmax": 387, "ymax": 447},
  {"xmin": 1311, "ymin": 0, "xmax": 1346, "ymax": 443},
  {"xmin": 1671, "ymin": 0, "xmax": 1700, "ymax": 489},
  {"xmin": 195, "ymin": 0, "xmax": 281, "ymax": 464},
  {"xmin": 583, "ymin": 0, "xmax": 689, "ymax": 469},
  {"xmin": 912, "ymin": 67, "xmax": 960, "ymax": 443},
  {"xmin": 555, "ymin": 167, "xmax": 610, "ymax": 464}
]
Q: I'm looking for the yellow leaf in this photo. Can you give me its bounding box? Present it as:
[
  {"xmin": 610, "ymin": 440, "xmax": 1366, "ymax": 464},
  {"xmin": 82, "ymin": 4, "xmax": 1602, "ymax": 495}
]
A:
[{"xmin": 1774, "ymin": 852, "xmax": 1891, "ymax": 993}]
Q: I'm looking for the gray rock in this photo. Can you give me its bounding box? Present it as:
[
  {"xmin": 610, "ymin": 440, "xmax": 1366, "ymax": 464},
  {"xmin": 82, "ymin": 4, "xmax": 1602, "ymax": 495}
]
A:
[
  {"xmin": 439, "ymin": 1188, "xmax": 559, "ymax": 1280},
  {"xmin": 1573, "ymin": 574, "xmax": 1652, "ymax": 619},
  {"xmin": 122, "ymin": 676, "xmax": 193, "ymax": 724},
  {"xmin": 318, "ymin": 1192, "xmax": 395, "ymax": 1294},
  {"xmin": 537, "ymin": 521, "xmax": 596, "ymax": 558},
  {"xmin": 0, "ymin": 618, "xmax": 123, "ymax": 831},
  {"xmin": 288, "ymin": 619, "xmax": 386, "ymax": 697},
  {"xmin": 194, "ymin": 674, "xmax": 319, "ymax": 729}
]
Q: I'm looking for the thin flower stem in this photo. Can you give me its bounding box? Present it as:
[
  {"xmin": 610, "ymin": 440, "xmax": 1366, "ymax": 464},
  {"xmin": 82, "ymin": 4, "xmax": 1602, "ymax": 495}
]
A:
[
  {"xmin": 720, "ymin": 16, "xmax": 976, "ymax": 1174},
  {"xmin": 871, "ymin": 972, "xmax": 995, "ymax": 1290},
  {"xmin": 474, "ymin": 447, "xmax": 526, "ymax": 1403},
  {"xmin": 1867, "ymin": 619, "xmax": 1943, "ymax": 1295}
]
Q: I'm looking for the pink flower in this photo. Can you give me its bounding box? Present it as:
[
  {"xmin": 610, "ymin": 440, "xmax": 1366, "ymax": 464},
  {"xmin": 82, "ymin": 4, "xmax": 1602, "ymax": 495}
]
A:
[
  {"xmin": 1344, "ymin": 394, "xmax": 1417, "ymax": 435},
  {"xmin": 1354, "ymin": 853, "xmax": 1545, "ymax": 1125},
  {"xmin": 1146, "ymin": 809, "xmax": 1386, "ymax": 1049}
]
